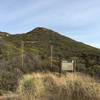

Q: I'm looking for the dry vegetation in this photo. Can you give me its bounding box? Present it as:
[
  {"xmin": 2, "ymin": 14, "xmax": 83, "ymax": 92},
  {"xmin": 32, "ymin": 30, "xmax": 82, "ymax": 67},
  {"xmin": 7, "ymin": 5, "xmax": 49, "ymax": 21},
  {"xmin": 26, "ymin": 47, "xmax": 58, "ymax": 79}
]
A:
[{"xmin": 16, "ymin": 72, "xmax": 100, "ymax": 100}]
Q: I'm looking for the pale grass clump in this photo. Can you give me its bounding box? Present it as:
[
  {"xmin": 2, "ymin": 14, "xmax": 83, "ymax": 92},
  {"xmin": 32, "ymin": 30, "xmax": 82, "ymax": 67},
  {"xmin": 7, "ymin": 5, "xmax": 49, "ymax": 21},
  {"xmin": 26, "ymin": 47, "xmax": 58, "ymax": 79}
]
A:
[
  {"xmin": 58, "ymin": 73, "xmax": 100, "ymax": 100},
  {"xmin": 17, "ymin": 72, "xmax": 100, "ymax": 100},
  {"xmin": 17, "ymin": 74, "xmax": 45, "ymax": 100}
]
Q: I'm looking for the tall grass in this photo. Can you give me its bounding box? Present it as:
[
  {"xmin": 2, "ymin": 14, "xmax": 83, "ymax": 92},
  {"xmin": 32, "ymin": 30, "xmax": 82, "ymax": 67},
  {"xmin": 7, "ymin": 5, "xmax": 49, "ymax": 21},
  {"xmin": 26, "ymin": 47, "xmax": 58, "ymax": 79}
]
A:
[{"xmin": 17, "ymin": 73, "xmax": 100, "ymax": 100}]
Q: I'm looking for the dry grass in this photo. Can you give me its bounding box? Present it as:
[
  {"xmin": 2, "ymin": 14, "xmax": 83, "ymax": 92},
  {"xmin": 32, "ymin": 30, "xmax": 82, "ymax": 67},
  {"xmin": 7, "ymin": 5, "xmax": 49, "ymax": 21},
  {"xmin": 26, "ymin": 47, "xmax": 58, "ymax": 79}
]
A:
[{"xmin": 17, "ymin": 72, "xmax": 100, "ymax": 100}]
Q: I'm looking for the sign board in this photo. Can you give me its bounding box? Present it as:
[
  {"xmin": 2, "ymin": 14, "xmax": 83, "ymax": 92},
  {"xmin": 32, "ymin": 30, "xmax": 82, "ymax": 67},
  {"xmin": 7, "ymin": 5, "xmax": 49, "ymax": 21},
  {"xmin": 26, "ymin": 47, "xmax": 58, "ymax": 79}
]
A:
[{"xmin": 61, "ymin": 60, "xmax": 74, "ymax": 71}]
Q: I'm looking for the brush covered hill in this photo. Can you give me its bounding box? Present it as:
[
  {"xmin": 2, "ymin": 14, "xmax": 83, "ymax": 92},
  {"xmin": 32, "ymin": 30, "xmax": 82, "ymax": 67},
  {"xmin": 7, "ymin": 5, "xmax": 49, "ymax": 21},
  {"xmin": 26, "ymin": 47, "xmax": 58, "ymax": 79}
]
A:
[
  {"xmin": 0, "ymin": 27, "xmax": 100, "ymax": 92},
  {"xmin": 0, "ymin": 27, "xmax": 100, "ymax": 75}
]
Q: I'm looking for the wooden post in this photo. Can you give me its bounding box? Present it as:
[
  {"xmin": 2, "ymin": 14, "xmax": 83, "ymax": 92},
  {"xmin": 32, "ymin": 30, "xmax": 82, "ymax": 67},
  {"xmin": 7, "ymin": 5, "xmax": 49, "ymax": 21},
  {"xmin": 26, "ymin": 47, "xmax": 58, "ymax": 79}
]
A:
[
  {"xmin": 50, "ymin": 45, "xmax": 53, "ymax": 71},
  {"xmin": 59, "ymin": 59, "xmax": 62, "ymax": 76},
  {"xmin": 7, "ymin": 50, "xmax": 10, "ymax": 61},
  {"xmin": 74, "ymin": 59, "xmax": 76, "ymax": 73},
  {"xmin": 21, "ymin": 41, "xmax": 38, "ymax": 68},
  {"xmin": 21, "ymin": 41, "xmax": 24, "ymax": 68}
]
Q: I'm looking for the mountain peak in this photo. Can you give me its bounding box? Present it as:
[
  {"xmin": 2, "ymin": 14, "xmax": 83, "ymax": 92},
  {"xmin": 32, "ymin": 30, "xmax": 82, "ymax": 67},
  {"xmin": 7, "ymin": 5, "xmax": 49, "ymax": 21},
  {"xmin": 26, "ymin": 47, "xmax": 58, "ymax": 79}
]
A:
[
  {"xmin": 31, "ymin": 27, "xmax": 54, "ymax": 34},
  {"xmin": 26, "ymin": 27, "xmax": 59, "ymax": 37},
  {"xmin": 28, "ymin": 27, "xmax": 60, "ymax": 37},
  {"xmin": 33, "ymin": 27, "xmax": 50, "ymax": 31}
]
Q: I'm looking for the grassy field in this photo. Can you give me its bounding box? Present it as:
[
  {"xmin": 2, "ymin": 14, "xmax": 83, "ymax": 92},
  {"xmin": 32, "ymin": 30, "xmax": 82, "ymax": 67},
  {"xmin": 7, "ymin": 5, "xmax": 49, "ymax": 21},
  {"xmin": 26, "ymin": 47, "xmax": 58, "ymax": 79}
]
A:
[
  {"xmin": 0, "ymin": 72, "xmax": 99, "ymax": 100},
  {"xmin": 15, "ymin": 72, "xmax": 100, "ymax": 100}
]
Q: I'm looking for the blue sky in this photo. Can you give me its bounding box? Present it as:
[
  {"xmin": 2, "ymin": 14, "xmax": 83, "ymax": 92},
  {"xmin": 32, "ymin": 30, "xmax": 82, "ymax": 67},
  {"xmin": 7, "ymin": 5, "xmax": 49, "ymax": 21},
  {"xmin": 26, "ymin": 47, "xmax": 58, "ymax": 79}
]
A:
[{"xmin": 0, "ymin": 0, "xmax": 100, "ymax": 48}]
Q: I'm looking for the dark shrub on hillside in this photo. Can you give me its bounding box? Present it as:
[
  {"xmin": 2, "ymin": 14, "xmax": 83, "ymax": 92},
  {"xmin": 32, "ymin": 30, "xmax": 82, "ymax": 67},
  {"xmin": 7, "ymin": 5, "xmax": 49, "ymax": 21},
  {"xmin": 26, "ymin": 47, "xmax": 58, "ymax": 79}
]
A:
[{"xmin": 0, "ymin": 66, "xmax": 22, "ymax": 91}]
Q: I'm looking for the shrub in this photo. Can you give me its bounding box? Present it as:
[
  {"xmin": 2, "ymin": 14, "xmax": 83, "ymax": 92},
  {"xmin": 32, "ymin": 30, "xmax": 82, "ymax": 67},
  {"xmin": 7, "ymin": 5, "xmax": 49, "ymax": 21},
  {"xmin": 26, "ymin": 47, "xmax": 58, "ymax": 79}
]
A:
[
  {"xmin": 17, "ymin": 74, "xmax": 45, "ymax": 100},
  {"xmin": 0, "ymin": 67, "xmax": 22, "ymax": 92},
  {"xmin": 17, "ymin": 73, "xmax": 100, "ymax": 100}
]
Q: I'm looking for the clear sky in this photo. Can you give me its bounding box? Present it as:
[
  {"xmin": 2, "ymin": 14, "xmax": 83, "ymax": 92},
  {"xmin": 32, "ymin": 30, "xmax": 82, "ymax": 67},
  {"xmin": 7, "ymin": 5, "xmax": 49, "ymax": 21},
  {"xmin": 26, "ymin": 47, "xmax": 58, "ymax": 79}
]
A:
[{"xmin": 0, "ymin": 0, "xmax": 100, "ymax": 48}]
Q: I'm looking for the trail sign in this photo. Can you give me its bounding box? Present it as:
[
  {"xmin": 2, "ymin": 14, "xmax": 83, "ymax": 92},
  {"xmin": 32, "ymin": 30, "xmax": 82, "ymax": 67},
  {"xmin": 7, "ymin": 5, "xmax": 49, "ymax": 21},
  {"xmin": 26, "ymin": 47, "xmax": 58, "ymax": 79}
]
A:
[{"xmin": 61, "ymin": 60, "xmax": 74, "ymax": 72}]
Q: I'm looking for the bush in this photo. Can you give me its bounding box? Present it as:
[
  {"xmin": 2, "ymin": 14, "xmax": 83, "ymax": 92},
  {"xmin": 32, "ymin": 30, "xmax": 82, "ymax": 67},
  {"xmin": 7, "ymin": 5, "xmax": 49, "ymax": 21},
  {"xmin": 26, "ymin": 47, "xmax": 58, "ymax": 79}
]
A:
[
  {"xmin": 17, "ymin": 73, "xmax": 100, "ymax": 100},
  {"xmin": 0, "ymin": 67, "xmax": 22, "ymax": 92},
  {"xmin": 17, "ymin": 74, "xmax": 45, "ymax": 100}
]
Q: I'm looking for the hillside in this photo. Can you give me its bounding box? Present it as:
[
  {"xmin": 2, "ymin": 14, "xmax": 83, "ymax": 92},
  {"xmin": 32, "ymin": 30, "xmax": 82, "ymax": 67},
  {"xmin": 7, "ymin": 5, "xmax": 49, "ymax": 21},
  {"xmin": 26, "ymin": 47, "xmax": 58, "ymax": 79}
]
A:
[
  {"xmin": 0, "ymin": 27, "xmax": 100, "ymax": 73},
  {"xmin": 0, "ymin": 27, "xmax": 100, "ymax": 92}
]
